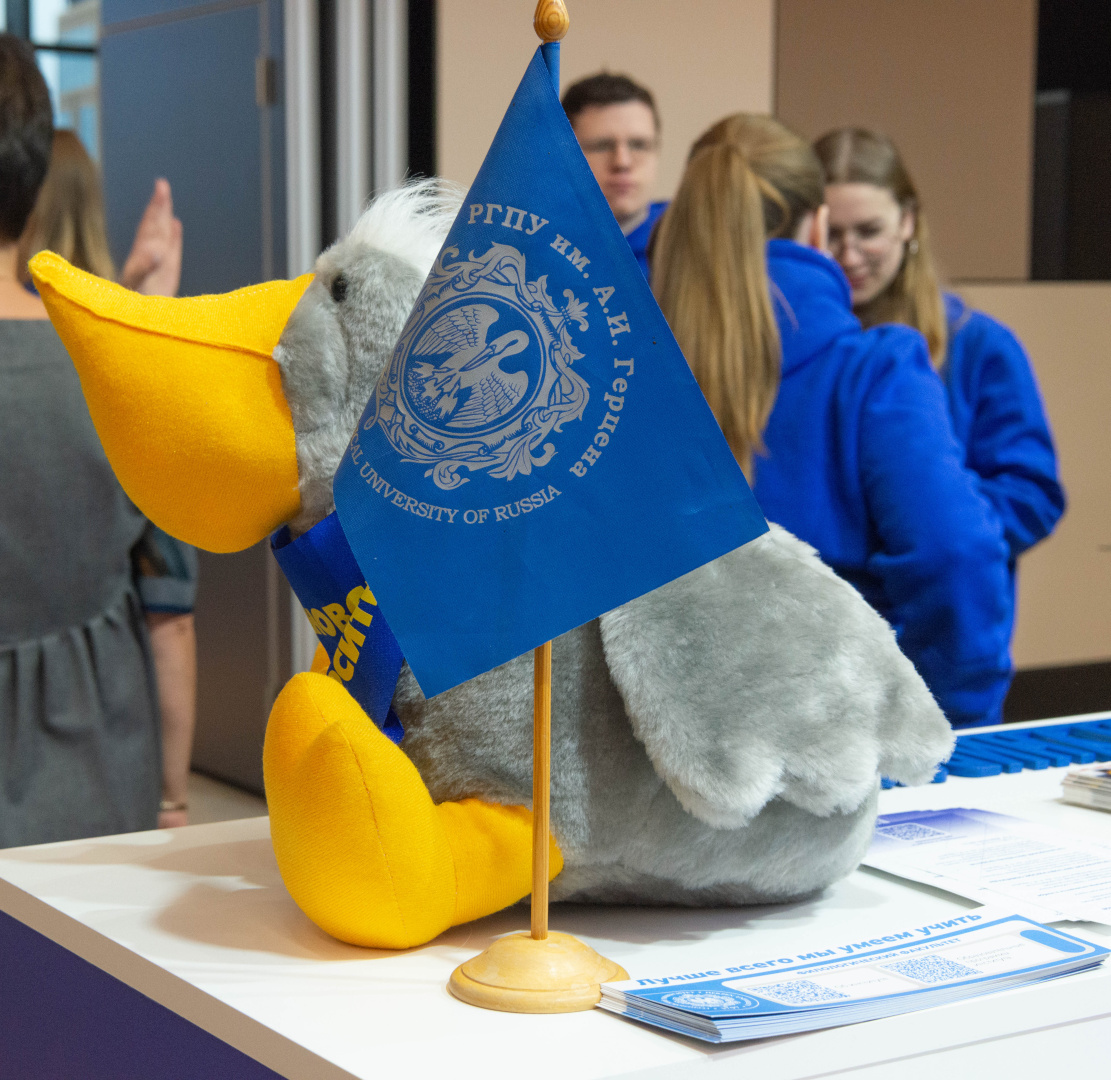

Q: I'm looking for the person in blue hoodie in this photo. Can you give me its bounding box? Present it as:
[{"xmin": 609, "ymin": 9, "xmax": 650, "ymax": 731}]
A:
[
  {"xmin": 652, "ymin": 113, "xmax": 1012, "ymax": 728},
  {"xmin": 814, "ymin": 128, "xmax": 1065, "ymax": 620},
  {"xmin": 562, "ymin": 72, "xmax": 667, "ymax": 278}
]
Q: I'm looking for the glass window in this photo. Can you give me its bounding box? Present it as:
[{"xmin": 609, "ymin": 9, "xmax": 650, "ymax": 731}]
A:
[{"xmin": 19, "ymin": 0, "xmax": 101, "ymax": 159}]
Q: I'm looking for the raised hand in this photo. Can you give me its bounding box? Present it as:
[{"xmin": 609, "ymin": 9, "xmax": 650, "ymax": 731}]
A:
[{"xmin": 120, "ymin": 178, "xmax": 183, "ymax": 297}]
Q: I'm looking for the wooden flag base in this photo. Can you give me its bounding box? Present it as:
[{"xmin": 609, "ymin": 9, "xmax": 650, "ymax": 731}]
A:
[
  {"xmin": 447, "ymin": 634, "xmax": 627, "ymax": 1014},
  {"xmin": 448, "ymin": 931, "xmax": 628, "ymax": 1013},
  {"xmin": 448, "ymin": 636, "xmax": 627, "ymax": 1012}
]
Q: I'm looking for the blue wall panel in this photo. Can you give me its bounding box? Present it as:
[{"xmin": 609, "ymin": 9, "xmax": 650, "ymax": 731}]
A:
[{"xmin": 100, "ymin": 0, "xmax": 286, "ymax": 295}]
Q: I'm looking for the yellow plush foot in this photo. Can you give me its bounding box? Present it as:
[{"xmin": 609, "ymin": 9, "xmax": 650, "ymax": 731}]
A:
[{"xmin": 264, "ymin": 672, "xmax": 562, "ymax": 949}]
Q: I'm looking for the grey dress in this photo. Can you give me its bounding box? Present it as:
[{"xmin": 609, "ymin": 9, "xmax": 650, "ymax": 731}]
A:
[{"xmin": 0, "ymin": 320, "xmax": 162, "ymax": 847}]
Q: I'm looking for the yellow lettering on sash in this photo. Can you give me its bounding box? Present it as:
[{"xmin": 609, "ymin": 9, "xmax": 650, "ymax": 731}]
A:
[
  {"xmin": 324, "ymin": 603, "xmax": 350, "ymax": 632},
  {"xmin": 342, "ymin": 620, "xmax": 366, "ymax": 652},
  {"xmin": 308, "ymin": 608, "xmax": 337, "ymax": 636},
  {"xmin": 346, "ymin": 585, "xmax": 375, "ymax": 626},
  {"xmin": 314, "ymin": 584, "xmax": 382, "ymax": 681},
  {"xmin": 333, "ymin": 650, "xmax": 356, "ymax": 681}
]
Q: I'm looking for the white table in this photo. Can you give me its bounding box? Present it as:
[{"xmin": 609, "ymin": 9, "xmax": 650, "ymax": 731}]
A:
[{"xmin": 2, "ymin": 714, "xmax": 1110, "ymax": 1080}]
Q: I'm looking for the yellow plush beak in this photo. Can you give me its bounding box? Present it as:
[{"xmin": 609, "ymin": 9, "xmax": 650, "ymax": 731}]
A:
[{"xmin": 30, "ymin": 252, "xmax": 313, "ymax": 552}]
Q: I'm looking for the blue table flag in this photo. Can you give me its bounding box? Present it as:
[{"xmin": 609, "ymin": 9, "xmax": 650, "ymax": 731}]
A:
[{"xmin": 333, "ymin": 46, "xmax": 767, "ymax": 697}]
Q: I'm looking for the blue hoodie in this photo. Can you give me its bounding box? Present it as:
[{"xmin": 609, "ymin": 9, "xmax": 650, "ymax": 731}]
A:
[
  {"xmin": 942, "ymin": 292, "xmax": 1065, "ymax": 574},
  {"xmin": 753, "ymin": 241, "xmax": 1012, "ymax": 728},
  {"xmin": 625, "ymin": 201, "xmax": 668, "ymax": 279}
]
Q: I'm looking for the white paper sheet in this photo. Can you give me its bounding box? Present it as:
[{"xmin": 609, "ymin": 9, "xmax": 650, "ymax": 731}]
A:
[{"xmin": 864, "ymin": 808, "xmax": 1111, "ymax": 923}]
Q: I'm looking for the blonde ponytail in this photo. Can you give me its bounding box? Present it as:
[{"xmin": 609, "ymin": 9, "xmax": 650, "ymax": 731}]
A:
[
  {"xmin": 19, "ymin": 130, "xmax": 116, "ymax": 284},
  {"xmin": 653, "ymin": 114, "xmax": 824, "ymax": 475}
]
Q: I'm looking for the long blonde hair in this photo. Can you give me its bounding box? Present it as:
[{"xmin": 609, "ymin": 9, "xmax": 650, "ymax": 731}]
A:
[
  {"xmin": 813, "ymin": 128, "xmax": 947, "ymax": 367},
  {"xmin": 19, "ymin": 129, "xmax": 116, "ymax": 281},
  {"xmin": 653, "ymin": 114, "xmax": 824, "ymax": 474}
]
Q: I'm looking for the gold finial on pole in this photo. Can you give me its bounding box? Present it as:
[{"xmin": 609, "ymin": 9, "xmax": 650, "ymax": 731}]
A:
[{"xmin": 534, "ymin": 0, "xmax": 569, "ymax": 43}]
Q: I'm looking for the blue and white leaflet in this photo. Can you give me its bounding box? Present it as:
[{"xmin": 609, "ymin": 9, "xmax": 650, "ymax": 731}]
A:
[{"xmin": 598, "ymin": 912, "xmax": 1107, "ymax": 1042}]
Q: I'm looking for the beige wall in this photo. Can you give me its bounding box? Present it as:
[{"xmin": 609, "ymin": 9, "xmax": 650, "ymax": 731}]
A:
[
  {"xmin": 777, "ymin": 0, "xmax": 1036, "ymax": 281},
  {"xmin": 437, "ymin": 0, "xmax": 774, "ymax": 196},
  {"xmin": 958, "ymin": 283, "xmax": 1111, "ymax": 670},
  {"xmin": 435, "ymin": 5, "xmax": 1108, "ymax": 674}
]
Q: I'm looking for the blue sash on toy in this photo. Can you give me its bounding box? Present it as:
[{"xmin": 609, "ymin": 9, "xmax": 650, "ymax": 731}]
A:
[{"xmin": 271, "ymin": 512, "xmax": 405, "ymax": 743}]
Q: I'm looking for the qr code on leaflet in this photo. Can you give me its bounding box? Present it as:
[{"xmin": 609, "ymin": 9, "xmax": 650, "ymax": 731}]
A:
[
  {"xmin": 876, "ymin": 822, "xmax": 948, "ymax": 842},
  {"xmin": 753, "ymin": 980, "xmax": 849, "ymax": 1006},
  {"xmin": 882, "ymin": 955, "xmax": 982, "ymax": 984}
]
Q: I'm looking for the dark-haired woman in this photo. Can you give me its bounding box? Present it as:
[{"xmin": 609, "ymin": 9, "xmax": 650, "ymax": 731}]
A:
[
  {"xmin": 0, "ymin": 34, "xmax": 192, "ymax": 845},
  {"xmin": 814, "ymin": 128, "xmax": 1065, "ymax": 657},
  {"xmin": 653, "ymin": 114, "xmax": 1012, "ymax": 728}
]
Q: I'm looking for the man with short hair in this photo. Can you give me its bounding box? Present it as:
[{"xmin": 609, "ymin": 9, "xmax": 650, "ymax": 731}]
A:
[{"xmin": 562, "ymin": 72, "xmax": 665, "ymax": 278}]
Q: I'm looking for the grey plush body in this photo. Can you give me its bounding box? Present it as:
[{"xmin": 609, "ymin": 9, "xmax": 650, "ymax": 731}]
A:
[{"xmin": 274, "ymin": 181, "xmax": 955, "ymax": 907}]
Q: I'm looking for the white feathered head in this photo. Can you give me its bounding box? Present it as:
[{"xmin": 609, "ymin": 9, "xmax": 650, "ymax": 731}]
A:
[{"xmin": 275, "ymin": 179, "xmax": 463, "ymax": 535}]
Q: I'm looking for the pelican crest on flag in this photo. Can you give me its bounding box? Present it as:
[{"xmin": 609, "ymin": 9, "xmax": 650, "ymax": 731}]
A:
[
  {"xmin": 373, "ymin": 242, "xmax": 591, "ymax": 491},
  {"xmin": 333, "ymin": 46, "xmax": 768, "ymax": 697}
]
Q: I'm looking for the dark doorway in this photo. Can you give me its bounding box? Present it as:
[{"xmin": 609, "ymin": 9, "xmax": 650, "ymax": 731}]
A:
[{"xmin": 1032, "ymin": 0, "xmax": 1111, "ymax": 279}]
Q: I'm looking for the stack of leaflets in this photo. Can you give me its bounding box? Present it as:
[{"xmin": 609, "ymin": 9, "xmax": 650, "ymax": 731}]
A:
[
  {"xmin": 1063, "ymin": 765, "xmax": 1111, "ymax": 812},
  {"xmin": 597, "ymin": 912, "xmax": 1106, "ymax": 1043}
]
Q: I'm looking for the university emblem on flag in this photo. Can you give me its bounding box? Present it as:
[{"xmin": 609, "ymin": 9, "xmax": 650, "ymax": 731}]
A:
[
  {"xmin": 334, "ymin": 46, "xmax": 767, "ymax": 696},
  {"xmin": 371, "ymin": 242, "xmax": 591, "ymax": 490}
]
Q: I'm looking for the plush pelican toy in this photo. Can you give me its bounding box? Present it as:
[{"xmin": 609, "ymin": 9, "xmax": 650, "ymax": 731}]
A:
[{"xmin": 31, "ymin": 182, "xmax": 954, "ymax": 950}]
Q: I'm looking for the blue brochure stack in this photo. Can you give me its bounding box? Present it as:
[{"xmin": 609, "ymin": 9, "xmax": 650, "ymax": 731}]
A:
[{"xmin": 598, "ymin": 913, "xmax": 1107, "ymax": 1043}]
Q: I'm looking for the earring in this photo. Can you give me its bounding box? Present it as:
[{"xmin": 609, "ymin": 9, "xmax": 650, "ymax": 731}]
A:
[{"xmin": 908, "ymin": 239, "xmax": 919, "ymax": 255}]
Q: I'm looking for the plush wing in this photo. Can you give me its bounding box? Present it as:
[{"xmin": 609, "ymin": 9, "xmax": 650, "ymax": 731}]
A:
[
  {"xmin": 599, "ymin": 523, "xmax": 955, "ymax": 828},
  {"xmin": 414, "ymin": 303, "xmax": 498, "ymax": 357}
]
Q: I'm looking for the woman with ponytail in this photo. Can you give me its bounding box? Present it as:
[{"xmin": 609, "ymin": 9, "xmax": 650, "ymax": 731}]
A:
[
  {"xmin": 654, "ymin": 114, "xmax": 1011, "ymax": 728},
  {"xmin": 814, "ymin": 128, "xmax": 1064, "ymax": 609}
]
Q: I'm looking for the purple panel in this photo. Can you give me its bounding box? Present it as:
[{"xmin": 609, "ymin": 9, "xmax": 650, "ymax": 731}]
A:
[{"xmin": 0, "ymin": 909, "xmax": 288, "ymax": 1079}]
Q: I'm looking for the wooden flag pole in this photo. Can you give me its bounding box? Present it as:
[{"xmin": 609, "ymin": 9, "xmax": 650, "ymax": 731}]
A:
[
  {"xmin": 531, "ymin": 640, "xmax": 552, "ymax": 941},
  {"xmin": 447, "ymin": 0, "xmax": 628, "ymax": 1013}
]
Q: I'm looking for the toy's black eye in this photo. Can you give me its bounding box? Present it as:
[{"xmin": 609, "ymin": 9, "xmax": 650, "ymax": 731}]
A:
[{"xmin": 331, "ymin": 274, "xmax": 348, "ymax": 303}]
